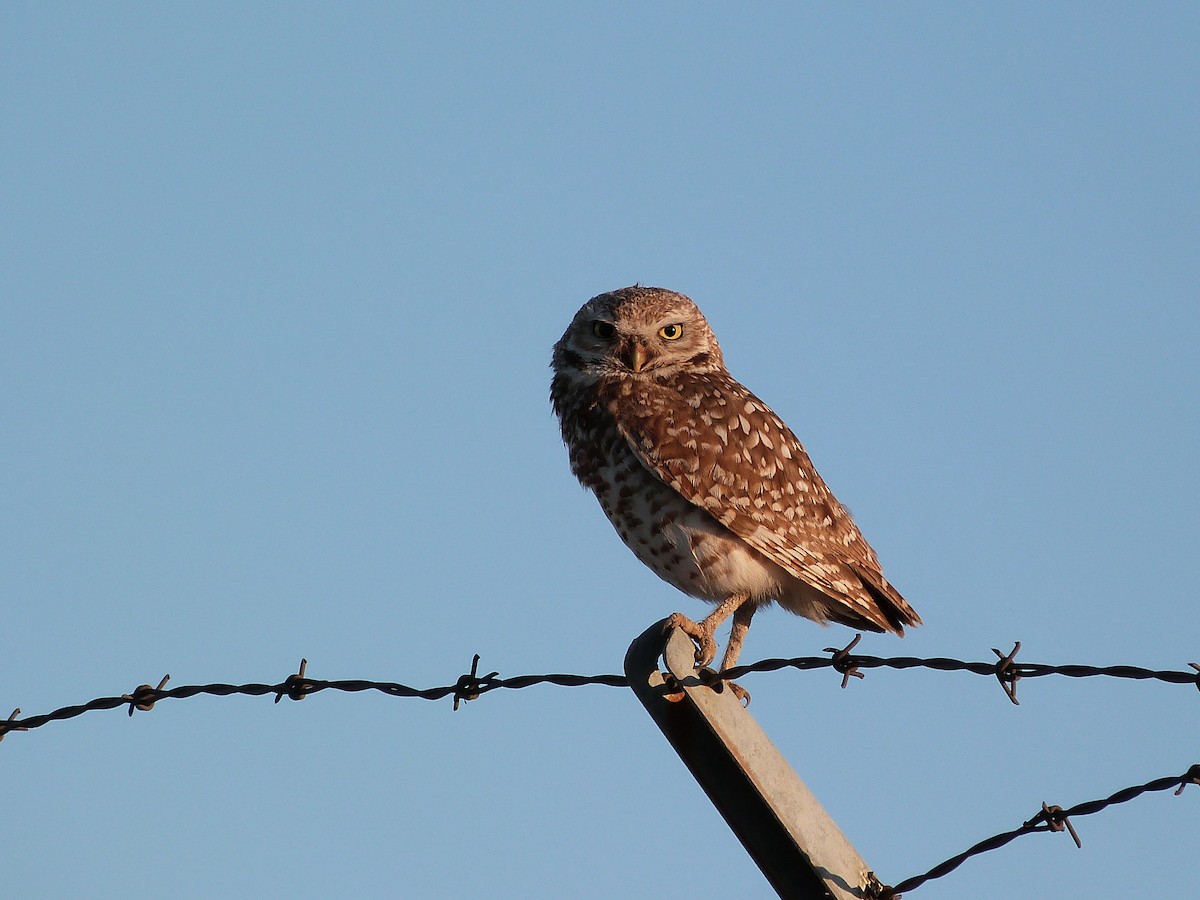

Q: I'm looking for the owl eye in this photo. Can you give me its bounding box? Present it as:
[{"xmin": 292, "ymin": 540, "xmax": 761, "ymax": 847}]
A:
[
  {"xmin": 592, "ymin": 320, "xmax": 616, "ymax": 340},
  {"xmin": 658, "ymin": 323, "xmax": 684, "ymax": 340}
]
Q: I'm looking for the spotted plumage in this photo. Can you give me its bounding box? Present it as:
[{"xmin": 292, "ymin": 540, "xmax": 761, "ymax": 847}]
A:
[{"xmin": 550, "ymin": 285, "xmax": 920, "ymax": 679}]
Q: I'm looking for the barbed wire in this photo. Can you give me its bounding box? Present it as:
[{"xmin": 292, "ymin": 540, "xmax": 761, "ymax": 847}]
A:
[
  {"xmin": 723, "ymin": 635, "xmax": 1200, "ymax": 703},
  {"xmin": 0, "ymin": 654, "xmax": 629, "ymax": 738},
  {"xmin": 879, "ymin": 761, "xmax": 1200, "ymax": 898},
  {"xmin": 2, "ymin": 639, "xmax": 1197, "ymax": 896},
  {"xmin": 3, "ymin": 638, "xmax": 1197, "ymax": 739}
]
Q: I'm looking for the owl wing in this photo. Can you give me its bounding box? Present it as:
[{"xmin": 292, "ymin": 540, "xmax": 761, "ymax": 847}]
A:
[{"xmin": 606, "ymin": 372, "xmax": 921, "ymax": 634}]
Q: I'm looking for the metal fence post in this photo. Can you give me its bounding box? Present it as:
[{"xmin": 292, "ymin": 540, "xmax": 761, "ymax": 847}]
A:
[{"xmin": 625, "ymin": 619, "xmax": 881, "ymax": 900}]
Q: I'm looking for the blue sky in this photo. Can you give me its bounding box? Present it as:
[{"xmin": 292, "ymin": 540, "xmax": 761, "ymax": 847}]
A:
[{"xmin": 3, "ymin": 4, "xmax": 1197, "ymax": 898}]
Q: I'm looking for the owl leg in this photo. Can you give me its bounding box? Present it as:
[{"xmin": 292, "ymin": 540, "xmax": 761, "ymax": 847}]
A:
[
  {"xmin": 713, "ymin": 602, "xmax": 757, "ymax": 705},
  {"xmin": 720, "ymin": 601, "xmax": 756, "ymax": 672},
  {"xmin": 665, "ymin": 591, "xmax": 751, "ymax": 668}
]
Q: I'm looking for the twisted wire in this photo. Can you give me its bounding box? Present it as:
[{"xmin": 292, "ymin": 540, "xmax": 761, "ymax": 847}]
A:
[
  {"xmin": 880, "ymin": 762, "xmax": 1200, "ymax": 897},
  {"xmin": 3, "ymin": 640, "xmax": 1197, "ymax": 738},
  {"xmin": 2, "ymin": 640, "xmax": 1196, "ymax": 897}
]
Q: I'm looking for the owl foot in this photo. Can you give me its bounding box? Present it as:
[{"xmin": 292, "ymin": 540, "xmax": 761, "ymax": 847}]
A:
[
  {"xmin": 663, "ymin": 614, "xmax": 752, "ymax": 705},
  {"xmin": 726, "ymin": 681, "xmax": 751, "ymax": 706},
  {"xmin": 663, "ymin": 612, "xmax": 717, "ymax": 667}
]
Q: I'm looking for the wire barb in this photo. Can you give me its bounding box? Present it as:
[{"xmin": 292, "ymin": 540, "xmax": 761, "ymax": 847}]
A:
[
  {"xmin": 823, "ymin": 633, "xmax": 865, "ymax": 689},
  {"xmin": 453, "ymin": 654, "xmax": 499, "ymax": 711},
  {"xmin": 0, "ymin": 708, "xmax": 27, "ymax": 742},
  {"xmin": 274, "ymin": 659, "xmax": 312, "ymax": 704},
  {"xmin": 1033, "ymin": 801, "xmax": 1082, "ymax": 848},
  {"xmin": 124, "ymin": 675, "xmax": 170, "ymax": 716},
  {"xmin": 990, "ymin": 641, "xmax": 1022, "ymax": 704},
  {"xmin": 1176, "ymin": 764, "xmax": 1200, "ymax": 796}
]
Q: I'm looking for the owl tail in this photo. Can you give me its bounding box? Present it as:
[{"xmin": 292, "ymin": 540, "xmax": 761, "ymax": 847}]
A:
[{"xmin": 854, "ymin": 570, "xmax": 923, "ymax": 636}]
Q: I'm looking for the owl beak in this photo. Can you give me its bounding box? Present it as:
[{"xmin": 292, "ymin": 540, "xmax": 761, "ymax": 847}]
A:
[{"xmin": 625, "ymin": 339, "xmax": 652, "ymax": 373}]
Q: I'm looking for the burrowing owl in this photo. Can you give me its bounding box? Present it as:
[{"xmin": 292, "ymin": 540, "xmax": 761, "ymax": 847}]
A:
[{"xmin": 551, "ymin": 286, "xmax": 921, "ymax": 677}]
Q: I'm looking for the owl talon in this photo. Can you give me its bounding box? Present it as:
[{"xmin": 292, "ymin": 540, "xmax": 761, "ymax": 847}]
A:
[
  {"xmin": 663, "ymin": 612, "xmax": 717, "ymax": 667},
  {"xmin": 727, "ymin": 681, "xmax": 751, "ymax": 706}
]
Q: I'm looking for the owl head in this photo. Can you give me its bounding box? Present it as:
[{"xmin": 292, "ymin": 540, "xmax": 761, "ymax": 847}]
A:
[{"xmin": 552, "ymin": 285, "xmax": 725, "ymax": 382}]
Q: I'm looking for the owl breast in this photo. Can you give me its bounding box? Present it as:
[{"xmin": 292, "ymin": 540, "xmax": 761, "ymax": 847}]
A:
[{"xmin": 555, "ymin": 382, "xmax": 801, "ymax": 609}]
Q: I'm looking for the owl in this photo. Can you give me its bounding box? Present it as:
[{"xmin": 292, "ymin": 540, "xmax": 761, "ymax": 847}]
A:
[{"xmin": 550, "ymin": 286, "xmax": 921, "ymax": 683}]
